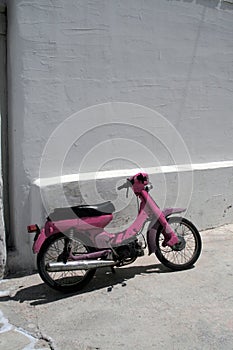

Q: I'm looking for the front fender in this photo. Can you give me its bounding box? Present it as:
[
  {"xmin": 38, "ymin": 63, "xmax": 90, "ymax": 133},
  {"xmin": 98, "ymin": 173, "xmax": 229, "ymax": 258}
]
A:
[
  {"xmin": 162, "ymin": 207, "xmax": 186, "ymax": 218},
  {"xmin": 146, "ymin": 207, "xmax": 186, "ymax": 255}
]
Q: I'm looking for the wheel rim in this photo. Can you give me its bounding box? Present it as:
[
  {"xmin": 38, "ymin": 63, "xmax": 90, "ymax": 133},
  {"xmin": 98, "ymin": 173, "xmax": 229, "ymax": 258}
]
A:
[
  {"xmin": 42, "ymin": 237, "xmax": 91, "ymax": 287},
  {"xmin": 159, "ymin": 220, "xmax": 198, "ymax": 266}
]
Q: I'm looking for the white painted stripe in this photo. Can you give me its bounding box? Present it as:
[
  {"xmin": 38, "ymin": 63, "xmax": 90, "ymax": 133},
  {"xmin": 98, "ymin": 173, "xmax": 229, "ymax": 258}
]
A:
[{"xmin": 34, "ymin": 160, "xmax": 233, "ymax": 187}]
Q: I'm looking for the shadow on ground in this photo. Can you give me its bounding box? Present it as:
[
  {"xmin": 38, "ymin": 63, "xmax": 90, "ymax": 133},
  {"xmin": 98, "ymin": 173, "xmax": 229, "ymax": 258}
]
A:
[{"xmin": 0, "ymin": 263, "xmax": 175, "ymax": 306}]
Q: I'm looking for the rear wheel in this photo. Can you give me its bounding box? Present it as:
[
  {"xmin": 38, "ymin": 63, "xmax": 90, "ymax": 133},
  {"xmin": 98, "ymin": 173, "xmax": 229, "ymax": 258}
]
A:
[
  {"xmin": 37, "ymin": 233, "xmax": 96, "ymax": 293},
  {"xmin": 155, "ymin": 217, "xmax": 202, "ymax": 270}
]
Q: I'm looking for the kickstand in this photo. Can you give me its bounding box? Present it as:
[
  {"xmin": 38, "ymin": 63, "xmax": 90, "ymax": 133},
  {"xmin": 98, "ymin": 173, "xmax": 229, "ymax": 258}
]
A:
[{"xmin": 111, "ymin": 266, "xmax": 116, "ymax": 274}]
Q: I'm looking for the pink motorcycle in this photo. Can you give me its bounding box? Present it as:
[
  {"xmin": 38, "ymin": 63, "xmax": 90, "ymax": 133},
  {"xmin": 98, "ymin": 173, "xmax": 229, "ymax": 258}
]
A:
[{"xmin": 28, "ymin": 172, "xmax": 202, "ymax": 293}]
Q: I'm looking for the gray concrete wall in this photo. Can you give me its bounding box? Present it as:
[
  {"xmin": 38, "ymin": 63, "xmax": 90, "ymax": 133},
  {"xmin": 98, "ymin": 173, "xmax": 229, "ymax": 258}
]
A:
[{"xmin": 7, "ymin": 0, "xmax": 233, "ymax": 270}]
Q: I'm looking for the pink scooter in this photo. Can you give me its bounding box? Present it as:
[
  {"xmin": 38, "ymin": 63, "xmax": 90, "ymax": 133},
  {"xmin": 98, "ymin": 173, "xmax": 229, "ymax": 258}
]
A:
[{"xmin": 28, "ymin": 172, "xmax": 202, "ymax": 293}]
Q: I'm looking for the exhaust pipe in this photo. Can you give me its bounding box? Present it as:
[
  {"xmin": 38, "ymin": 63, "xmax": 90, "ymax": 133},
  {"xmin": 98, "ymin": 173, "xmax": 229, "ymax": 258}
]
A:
[{"xmin": 46, "ymin": 260, "xmax": 116, "ymax": 272}]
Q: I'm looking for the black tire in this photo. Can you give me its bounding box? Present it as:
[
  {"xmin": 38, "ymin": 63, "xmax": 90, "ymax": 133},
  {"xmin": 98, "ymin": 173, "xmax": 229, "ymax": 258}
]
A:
[
  {"xmin": 37, "ymin": 233, "xmax": 96, "ymax": 293},
  {"xmin": 155, "ymin": 217, "xmax": 202, "ymax": 271}
]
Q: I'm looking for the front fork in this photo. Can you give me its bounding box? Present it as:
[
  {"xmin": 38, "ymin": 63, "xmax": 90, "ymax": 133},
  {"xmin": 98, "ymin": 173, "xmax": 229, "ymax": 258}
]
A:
[{"xmin": 146, "ymin": 208, "xmax": 186, "ymax": 255}]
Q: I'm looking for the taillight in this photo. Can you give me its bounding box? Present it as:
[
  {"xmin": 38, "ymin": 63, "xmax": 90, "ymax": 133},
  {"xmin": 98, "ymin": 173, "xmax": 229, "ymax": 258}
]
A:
[{"xmin": 27, "ymin": 224, "xmax": 39, "ymax": 233}]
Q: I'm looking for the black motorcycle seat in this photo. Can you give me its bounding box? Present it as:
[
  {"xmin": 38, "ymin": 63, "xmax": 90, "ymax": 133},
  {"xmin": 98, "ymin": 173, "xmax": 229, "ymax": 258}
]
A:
[{"xmin": 48, "ymin": 201, "xmax": 115, "ymax": 221}]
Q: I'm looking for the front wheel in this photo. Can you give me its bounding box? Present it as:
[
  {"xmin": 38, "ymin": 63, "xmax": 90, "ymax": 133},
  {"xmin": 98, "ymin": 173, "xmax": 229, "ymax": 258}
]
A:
[
  {"xmin": 155, "ymin": 217, "xmax": 202, "ymax": 271},
  {"xmin": 37, "ymin": 233, "xmax": 96, "ymax": 293}
]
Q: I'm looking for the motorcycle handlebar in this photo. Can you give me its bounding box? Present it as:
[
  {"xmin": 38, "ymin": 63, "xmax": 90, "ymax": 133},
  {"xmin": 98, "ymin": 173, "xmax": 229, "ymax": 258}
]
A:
[
  {"xmin": 117, "ymin": 180, "xmax": 153, "ymax": 192},
  {"xmin": 117, "ymin": 180, "xmax": 131, "ymax": 190}
]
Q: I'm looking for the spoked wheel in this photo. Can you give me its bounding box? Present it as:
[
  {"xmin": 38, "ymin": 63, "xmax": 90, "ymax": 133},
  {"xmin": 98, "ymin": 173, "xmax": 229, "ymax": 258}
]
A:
[
  {"xmin": 155, "ymin": 217, "xmax": 202, "ymax": 271},
  {"xmin": 37, "ymin": 233, "xmax": 96, "ymax": 293}
]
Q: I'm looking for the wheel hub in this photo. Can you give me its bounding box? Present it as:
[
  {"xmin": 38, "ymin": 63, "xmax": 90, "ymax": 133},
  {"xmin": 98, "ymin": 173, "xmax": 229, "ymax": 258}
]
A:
[{"xmin": 172, "ymin": 235, "xmax": 186, "ymax": 251}]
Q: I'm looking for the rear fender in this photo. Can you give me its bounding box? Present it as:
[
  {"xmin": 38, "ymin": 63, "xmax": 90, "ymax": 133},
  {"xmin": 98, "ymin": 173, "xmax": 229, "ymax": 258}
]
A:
[
  {"xmin": 146, "ymin": 208, "xmax": 186, "ymax": 255},
  {"xmin": 33, "ymin": 221, "xmax": 59, "ymax": 254},
  {"xmin": 32, "ymin": 221, "xmax": 98, "ymax": 253}
]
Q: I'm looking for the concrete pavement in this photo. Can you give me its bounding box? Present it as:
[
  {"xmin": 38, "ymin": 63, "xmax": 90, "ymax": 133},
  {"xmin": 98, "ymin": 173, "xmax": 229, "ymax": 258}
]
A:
[{"xmin": 0, "ymin": 224, "xmax": 233, "ymax": 350}]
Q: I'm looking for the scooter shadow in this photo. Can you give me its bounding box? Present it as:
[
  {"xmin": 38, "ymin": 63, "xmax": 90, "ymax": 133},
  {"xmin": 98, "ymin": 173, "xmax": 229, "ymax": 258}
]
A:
[{"xmin": 0, "ymin": 263, "xmax": 177, "ymax": 306}]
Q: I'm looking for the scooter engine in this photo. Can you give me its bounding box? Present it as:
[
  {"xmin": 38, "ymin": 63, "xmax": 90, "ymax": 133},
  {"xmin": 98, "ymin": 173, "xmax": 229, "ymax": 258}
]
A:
[{"xmin": 115, "ymin": 240, "xmax": 144, "ymax": 263}]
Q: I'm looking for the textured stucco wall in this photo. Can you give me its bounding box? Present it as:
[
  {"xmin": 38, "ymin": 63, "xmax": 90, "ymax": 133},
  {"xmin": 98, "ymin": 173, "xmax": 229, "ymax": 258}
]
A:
[{"xmin": 7, "ymin": 0, "xmax": 233, "ymax": 270}]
